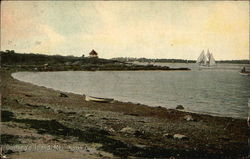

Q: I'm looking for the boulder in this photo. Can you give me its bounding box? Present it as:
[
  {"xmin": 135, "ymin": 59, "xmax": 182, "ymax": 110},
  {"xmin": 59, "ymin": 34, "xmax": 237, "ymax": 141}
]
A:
[
  {"xmin": 183, "ymin": 115, "xmax": 194, "ymax": 121},
  {"xmin": 120, "ymin": 127, "xmax": 136, "ymax": 134},
  {"xmin": 108, "ymin": 128, "xmax": 115, "ymax": 133},
  {"xmin": 85, "ymin": 114, "xmax": 94, "ymax": 118},
  {"xmin": 176, "ymin": 105, "xmax": 184, "ymax": 110},
  {"xmin": 173, "ymin": 134, "xmax": 188, "ymax": 140},
  {"xmin": 59, "ymin": 93, "xmax": 68, "ymax": 97}
]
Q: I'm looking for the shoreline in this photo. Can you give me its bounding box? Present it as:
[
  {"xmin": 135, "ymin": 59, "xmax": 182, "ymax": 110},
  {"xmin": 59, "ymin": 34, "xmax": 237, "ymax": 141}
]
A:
[
  {"xmin": 11, "ymin": 71, "xmax": 246, "ymax": 120},
  {"xmin": 1, "ymin": 69, "xmax": 249, "ymax": 159}
]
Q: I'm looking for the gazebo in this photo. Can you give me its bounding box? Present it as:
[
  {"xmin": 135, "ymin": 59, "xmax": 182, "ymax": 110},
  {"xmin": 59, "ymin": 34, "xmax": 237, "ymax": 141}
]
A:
[{"xmin": 89, "ymin": 49, "xmax": 98, "ymax": 58}]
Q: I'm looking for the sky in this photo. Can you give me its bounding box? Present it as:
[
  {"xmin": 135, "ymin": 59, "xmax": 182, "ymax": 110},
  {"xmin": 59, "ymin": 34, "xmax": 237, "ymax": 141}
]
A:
[{"xmin": 1, "ymin": 1, "xmax": 249, "ymax": 60}]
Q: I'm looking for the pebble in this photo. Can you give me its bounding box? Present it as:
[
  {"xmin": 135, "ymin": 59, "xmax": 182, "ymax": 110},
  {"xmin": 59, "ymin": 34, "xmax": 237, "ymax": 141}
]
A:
[{"xmin": 173, "ymin": 134, "xmax": 189, "ymax": 140}]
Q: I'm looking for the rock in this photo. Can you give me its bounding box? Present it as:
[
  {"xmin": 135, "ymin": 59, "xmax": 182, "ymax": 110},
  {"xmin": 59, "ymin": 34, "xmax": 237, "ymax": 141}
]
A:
[
  {"xmin": 108, "ymin": 128, "xmax": 115, "ymax": 133},
  {"xmin": 1, "ymin": 155, "xmax": 8, "ymax": 159},
  {"xmin": 14, "ymin": 99, "xmax": 19, "ymax": 104},
  {"xmin": 120, "ymin": 127, "xmax": 136, "ymax": 134},
  {"xmin": 135, "ymin": 144, "xmax": 147, "ymax": 148},
  {"xmin": 45, "ymin": 106, "xmax": 50, "ymax": 109},
  {"xmin": 65, "ymin": 62, "xmax": 72, "ymax": 65},
  {"xmin": 183, "ymin": 115, "xmax": 194, "ymax": 121},
  {"xmin": 59, "ymin": 93, "xmax": 68, "ymax": 97},
  {"xmin": 101, "ymin": 117, "xmax": 109, "ymax": 120},
  {"xmin": 97, "ymin": 153, "xmax": 103, "ymax": 157},
  {"xmin": 66, "ymin": 112, "xmax": 77, "ymax": 115},
  {"xmin": 85, "ymin": 114, "xmax": 94, "ymax": 118},
  {"xmin": 173, "ymin": 134, "xmax": 188, "ymax": 140},
  {"xmin": 124, "ymin": 113, "xmax": 139, "ymax": 116},
  {"xmin": 163, "ymin": 133, "xmax": 173, "ymax": 138},
  {"xmin": 56, "ymin": 110, "xmax": 63, "ymax": 114},
  {"xmin": 176, "ymin": 105, "xmax": 184, "ymax": 110},
  {"xmin": 25, "ymin": 94, "xmax": 32, "ymax": 97},
  {"xmin": 3, "ymin": 149, "xmax": 14, "ymax": 154},
  {"xmin": 134, "ymin": 130, "xmax": 143, "ymax": 137}
]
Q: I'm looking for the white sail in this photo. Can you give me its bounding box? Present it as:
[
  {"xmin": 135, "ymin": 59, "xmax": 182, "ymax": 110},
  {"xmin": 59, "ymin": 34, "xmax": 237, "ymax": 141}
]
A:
[
  {"xmin": 206, "ymin": 49, "xmax": 216, "ymax": 66},
  {"xmin": 197, "ymin": 50, "xmax": 204, "ymax": 61},
  {"xmin": 209, "ymin": 53, "xmax": 216, "ymax": 66},
  {"xmin": 206, "ymin": 50, "xmax": 211, "ymax": 61},
  {"xmin": 196, "ymin": 50, "xmax": 207, "ymax": 65},
  {"xmin": 203, "ymin": 55, "xmax": 207, "ymax": 65},
  {"xmin": 206, "ymin": 50, "xmax": 211, "ymax": 66},
  {"xmin": 197, "ymin": 49, "xmax": 216, "ymax": 67}
]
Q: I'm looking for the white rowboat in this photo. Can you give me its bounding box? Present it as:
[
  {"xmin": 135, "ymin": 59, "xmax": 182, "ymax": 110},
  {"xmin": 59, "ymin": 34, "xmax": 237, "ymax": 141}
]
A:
[
  {"xmin": 85, "ymin": 95, "xmax": 114, "ymax": 103},
  {"xmin": 239, "ymin": 72, "xmax": 250, "ymax": 76}
]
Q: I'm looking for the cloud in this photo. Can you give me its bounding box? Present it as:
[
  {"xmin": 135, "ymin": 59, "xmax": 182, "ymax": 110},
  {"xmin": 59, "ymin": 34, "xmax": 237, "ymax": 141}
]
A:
[
  {"xmin": 1, "ymin": 1, "xmax": 65, "ymax": 54},
  {"xmin": 1, "ymin": 1, "xmax": 249, "ymax": 59}
]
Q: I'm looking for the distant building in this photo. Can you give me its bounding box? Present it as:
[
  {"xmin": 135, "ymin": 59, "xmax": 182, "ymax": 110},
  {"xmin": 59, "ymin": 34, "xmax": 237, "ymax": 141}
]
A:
[{"xmin": 89, "ymin": 49, "xmax": 98, "ymax": 58}]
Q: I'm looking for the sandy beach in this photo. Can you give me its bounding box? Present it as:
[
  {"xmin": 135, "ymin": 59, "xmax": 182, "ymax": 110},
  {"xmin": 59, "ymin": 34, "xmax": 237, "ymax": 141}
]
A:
[{"xmin": 1, "ymin": 69, "xmax": 249, "ymax": 159}]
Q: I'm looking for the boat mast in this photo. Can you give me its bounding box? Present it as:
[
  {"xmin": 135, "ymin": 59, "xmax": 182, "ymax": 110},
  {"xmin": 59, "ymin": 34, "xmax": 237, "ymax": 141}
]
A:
[{"xmin": 206, "ymin": 49, "xmax": 211, "ymax": 66}]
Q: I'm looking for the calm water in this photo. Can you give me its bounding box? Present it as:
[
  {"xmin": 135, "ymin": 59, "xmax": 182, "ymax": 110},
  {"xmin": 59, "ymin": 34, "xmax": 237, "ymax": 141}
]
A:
[{"xmin": 12, "ymin": 63, "xmax": 250, "ymax": 118}]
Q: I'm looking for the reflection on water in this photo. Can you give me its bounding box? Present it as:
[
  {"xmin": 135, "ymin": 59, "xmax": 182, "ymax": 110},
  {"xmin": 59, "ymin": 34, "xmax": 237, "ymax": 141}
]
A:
[{"xmin": 12, "ymin": 63, "xmax": 250, "ymax": 118}]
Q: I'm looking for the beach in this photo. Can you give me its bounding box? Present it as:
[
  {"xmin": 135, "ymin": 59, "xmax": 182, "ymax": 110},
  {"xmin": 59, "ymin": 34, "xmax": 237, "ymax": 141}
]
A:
[{"xmin": 1, "ymin": 69, "xmax": 249, "ymax": 159}]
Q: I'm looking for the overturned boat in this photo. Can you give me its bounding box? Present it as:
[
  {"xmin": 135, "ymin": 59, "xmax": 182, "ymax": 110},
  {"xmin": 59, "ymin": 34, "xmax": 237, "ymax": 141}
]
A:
[{"xmin": 85, "ymin": 95, "xmax": 114, "ymax": 103}]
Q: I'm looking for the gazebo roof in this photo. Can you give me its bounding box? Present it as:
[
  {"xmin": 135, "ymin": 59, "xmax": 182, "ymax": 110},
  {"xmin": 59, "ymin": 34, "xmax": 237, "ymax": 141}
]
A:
[{"xmin": 89, "ymin": 49, "xmax": 98, "ymax": 55}]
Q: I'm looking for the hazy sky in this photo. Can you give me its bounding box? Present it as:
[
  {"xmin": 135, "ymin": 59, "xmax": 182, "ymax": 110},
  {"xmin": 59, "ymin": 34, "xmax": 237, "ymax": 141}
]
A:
[{"xmin": 1, "ymin": 1, "xmax": 249, "ymax": 60}]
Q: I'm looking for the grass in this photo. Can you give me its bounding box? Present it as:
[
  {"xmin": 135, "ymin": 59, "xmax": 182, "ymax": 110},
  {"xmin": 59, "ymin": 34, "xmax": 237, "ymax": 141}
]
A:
[{"xmin": 1, "ymin": 134, "xmax": 21, "ymax": 145}]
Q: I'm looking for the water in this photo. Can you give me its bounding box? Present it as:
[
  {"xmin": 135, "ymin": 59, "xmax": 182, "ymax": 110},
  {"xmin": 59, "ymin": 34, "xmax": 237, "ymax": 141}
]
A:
[{"xmin": 12, "ymin": 63, "xmax": 250, "ymax": 118}]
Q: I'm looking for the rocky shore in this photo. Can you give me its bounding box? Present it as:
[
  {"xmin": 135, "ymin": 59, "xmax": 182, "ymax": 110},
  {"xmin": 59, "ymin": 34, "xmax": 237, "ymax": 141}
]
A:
[{"xmin": 1, "ymin": 69, "xmax": 248, "ymax": 159}]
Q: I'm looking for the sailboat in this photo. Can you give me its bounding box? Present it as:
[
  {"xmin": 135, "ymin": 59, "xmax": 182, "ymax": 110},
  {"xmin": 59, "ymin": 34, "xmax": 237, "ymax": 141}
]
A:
[{"xmin": 196, "ymin": 49, "xmax": 216, "ymax": 68}]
